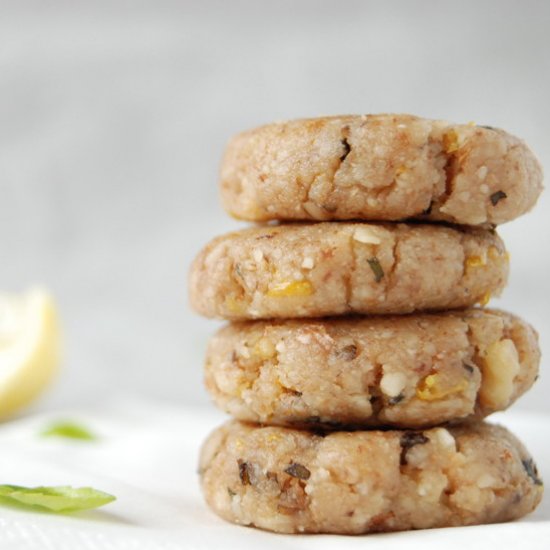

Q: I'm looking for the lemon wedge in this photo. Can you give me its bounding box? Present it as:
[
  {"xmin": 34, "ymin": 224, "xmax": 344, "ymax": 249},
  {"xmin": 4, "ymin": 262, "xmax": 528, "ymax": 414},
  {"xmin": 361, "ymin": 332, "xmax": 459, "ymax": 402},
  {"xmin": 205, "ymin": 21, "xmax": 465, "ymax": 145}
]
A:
[{"xmin": 0, "ymin": 288, "xmax": 61, "ymax": 419}]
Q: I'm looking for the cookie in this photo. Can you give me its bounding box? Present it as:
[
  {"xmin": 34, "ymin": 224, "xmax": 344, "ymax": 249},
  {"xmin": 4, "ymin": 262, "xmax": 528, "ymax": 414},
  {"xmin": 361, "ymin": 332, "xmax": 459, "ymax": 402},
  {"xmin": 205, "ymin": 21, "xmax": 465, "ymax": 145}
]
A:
[
  {"xmin": 189, "ymin": 222, "xmax": 508, "ymax": 320},
  {"xmin": 220, "ymin": 114, "xmax": 543, "ymax": 226},
  {"xmin": 205, "ymin": 309, "xmax": 539, "ymax": 429},
  {"xmin": 199, "ymin": 420, "xmax": 543, "ymax": 534}
]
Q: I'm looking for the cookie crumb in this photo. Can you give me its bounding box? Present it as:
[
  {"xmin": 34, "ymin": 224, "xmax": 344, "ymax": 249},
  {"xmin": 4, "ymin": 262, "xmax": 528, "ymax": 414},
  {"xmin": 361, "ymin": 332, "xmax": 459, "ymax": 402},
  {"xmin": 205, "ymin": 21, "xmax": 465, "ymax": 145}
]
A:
[{"xmin": 353, "ymin": 228, "xmax": 381, "ymax": 245}]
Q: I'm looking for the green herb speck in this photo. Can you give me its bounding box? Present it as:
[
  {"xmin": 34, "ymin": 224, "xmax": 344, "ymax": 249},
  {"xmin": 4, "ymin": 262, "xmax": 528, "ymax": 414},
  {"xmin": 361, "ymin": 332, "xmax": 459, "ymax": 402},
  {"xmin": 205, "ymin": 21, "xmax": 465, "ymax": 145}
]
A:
[
  {"xmin": 463, "ymin": 363, "xmax": 475, "ymax": 374},
  {"xmin": 284, "ymin": 462, "xmax": 311, "ymax": 480},
  {"xmin": 490, "ymin": 190, "xmax": 507, "ymax": 206},
  {"xmin": 367, "ymin": 257, "xmax": 384, "ymax": 283},
  {"xmin": 522, "ymin": 458, "xmax": 543, "ymax": 486},
  {"xmin": 400, "ymin": 432, "xmax": 429, "ymax": 465},
  {"xmin": 388, "ymin": 393, "xmax": 405, "ymax": 406}
]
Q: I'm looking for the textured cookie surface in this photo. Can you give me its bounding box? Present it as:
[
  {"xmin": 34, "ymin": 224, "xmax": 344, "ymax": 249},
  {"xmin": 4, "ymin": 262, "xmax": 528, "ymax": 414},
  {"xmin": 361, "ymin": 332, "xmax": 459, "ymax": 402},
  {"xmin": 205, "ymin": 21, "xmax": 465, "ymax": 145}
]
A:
[
  {"xmin": 199, "ymin": 421, "xmax": 543, "ymax": 534},
  {"xmin": 221, "ymin": 114, "xmax": 543, "ymax": 226},
  {"xmin": 189, "ymin": 222, "xmax": 508, "ymax": 320},
  {"xmin": 205, "ymin": 309, "xmax": 539, "ymax": 428}
]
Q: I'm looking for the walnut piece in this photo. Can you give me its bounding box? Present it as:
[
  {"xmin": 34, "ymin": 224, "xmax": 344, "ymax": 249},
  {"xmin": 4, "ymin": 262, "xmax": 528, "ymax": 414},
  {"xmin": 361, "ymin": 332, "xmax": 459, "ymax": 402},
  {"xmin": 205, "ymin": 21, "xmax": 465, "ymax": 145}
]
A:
[{"xmin": 479, "ymin": 339, "xmax": 520, "ymax": 409}]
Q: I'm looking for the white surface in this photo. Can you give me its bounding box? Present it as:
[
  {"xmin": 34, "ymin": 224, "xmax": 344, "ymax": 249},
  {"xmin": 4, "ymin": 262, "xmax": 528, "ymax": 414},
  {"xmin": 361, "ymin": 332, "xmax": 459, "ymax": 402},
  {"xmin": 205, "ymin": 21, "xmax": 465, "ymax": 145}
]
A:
[
  {"xmin": 0, "ymin": 401, "xmax": 548, "ymax": 549},
  {"xmin": 0, "ymin": 1, "xmax": 548, "ymax": 415},
  {"xmin": 0, "ymin": 5, "xmax": 548, "ymax": 547}
]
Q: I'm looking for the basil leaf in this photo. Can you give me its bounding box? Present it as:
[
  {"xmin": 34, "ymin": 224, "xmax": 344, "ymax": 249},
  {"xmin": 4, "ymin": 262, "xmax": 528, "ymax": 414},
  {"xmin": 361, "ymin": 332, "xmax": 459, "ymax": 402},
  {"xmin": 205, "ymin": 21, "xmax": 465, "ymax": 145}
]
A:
[
  {"xmin": 41, "ymin": 422, "xmax": 96, "ymax": 441},
  {"xmin": 0, "ymin": 485, "xmax": 115, "ymax": 512}
]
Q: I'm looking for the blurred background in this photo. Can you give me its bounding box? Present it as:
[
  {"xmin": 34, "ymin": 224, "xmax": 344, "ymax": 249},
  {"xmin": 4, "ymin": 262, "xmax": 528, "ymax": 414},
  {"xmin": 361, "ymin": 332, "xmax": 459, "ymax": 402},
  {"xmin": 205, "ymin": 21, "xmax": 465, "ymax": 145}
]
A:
[{"xmin": 1, "ymin": 0, "xmax": 548, "ymax": 415}]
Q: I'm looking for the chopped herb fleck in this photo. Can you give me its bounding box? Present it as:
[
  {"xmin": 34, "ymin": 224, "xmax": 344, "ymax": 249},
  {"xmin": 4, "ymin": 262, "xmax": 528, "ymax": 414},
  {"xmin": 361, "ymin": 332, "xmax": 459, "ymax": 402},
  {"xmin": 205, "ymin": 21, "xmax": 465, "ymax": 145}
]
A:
[
  {"xmin": 367, "ymin": 257, "xmax": 384, "ymax": 283},
  {"xmin": 234, "ymin": 263, "xmax": 244, "ymax": 281},
  {"xmin": 237, "ymin": 459, "xmax": 252, "ymax": 485},
  {"xmin": 256, "ymin": 234, "xmax": 274, "ymax": 240},
  {"xmin": 490, "ymin": 190, "xmax": 507, "ymax": 206},
  {"xmin": 522, "ymin": 458, "xmax": 543, "ymax": 486},
  {"xmin": 41, "ymin": 421, "xmax": 96, "ymax": 441},
  {"xmin": 337, "ymin": 344, "xmax": 358, "ymax": 361},
  {"xmin": 339, "ymin": 137, "xmax": 351, "ymax": 162},
  {"xmin": 462, "ymin": 363, "xmax": 475, "ymax": 374},
  {"xmin": 479, "ymin": 125, "xmax": 495, "ymax": 130},
  {"xmin": 227, "ymin": 487, "xmax": 237, "ymax": 497},
  {"xmin": 284, "ymin": 462, "xmax": 311, "ymax": 480},
  {"xmin": 400, "ymin": 432, "xmax": 429, "ymax": 465},
  {"xmin": 422, "ymin": 201, "xmax": 434, "ymax": 215},
  {"xmin": 388, "ymin": 393, "xmax": 405, "ymax": 406}
]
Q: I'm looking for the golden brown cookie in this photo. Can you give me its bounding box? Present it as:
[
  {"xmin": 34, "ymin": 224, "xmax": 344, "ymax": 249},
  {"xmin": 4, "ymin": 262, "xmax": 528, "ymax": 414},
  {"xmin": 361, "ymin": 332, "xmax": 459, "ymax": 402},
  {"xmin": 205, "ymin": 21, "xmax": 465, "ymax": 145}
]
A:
[
  {"xmin": 199, "ymin": 420, "xmax": 543, "ymax": 534},
  {"xmin": 189, "ymin": 222, "xmax": 508, "ymax": 320},
  {"xmin": 205, "ymin": 309, "xmax": 539, "ymax": 428},
  {"xmin": 220, "ymin": 114, "xmax": 543, "ymax": 226}
]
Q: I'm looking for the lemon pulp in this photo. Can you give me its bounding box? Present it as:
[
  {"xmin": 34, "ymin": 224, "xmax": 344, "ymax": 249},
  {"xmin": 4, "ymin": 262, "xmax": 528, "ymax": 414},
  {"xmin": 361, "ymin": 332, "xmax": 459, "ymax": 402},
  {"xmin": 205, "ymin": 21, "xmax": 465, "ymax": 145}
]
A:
[{"xmin": 0, "ymin": 288, "xmax": 61, "ymax": 419}]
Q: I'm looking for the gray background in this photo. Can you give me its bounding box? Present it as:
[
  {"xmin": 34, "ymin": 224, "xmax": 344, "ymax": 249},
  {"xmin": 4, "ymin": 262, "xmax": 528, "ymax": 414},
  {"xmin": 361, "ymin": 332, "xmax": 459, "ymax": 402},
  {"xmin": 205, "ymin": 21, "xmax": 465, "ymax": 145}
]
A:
[{"xmin": 1, "ymin": 0, "xmax": 548, "ymax": 414}]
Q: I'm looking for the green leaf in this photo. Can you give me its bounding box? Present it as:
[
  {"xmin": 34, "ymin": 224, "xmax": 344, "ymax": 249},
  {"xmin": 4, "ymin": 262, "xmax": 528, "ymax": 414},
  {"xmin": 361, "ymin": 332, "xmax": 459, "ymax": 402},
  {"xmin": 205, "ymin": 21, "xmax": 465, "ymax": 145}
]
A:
[
  {"xmin": 0, "ymin": 485, "xmax": 116, "ymax": 512},
  {"xmin": 41, "ymin": 421, "xmax": 97, "ymax": 441}
]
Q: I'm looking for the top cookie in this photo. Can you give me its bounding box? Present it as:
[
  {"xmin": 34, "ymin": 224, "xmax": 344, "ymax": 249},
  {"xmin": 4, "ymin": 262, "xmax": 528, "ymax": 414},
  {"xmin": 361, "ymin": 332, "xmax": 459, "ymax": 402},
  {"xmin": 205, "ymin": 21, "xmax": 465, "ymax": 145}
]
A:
[{"xmin": 220, "ymin": 114, "xmax": 543, "ymax": 226}]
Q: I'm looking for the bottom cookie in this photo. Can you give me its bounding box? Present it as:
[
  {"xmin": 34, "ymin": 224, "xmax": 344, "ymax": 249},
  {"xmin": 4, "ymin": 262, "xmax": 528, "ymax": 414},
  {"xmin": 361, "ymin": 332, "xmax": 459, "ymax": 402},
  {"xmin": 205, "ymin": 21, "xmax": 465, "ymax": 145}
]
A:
[{"xmin": 199, "ymin": 421, "xmax": 543, "ymax": 534}]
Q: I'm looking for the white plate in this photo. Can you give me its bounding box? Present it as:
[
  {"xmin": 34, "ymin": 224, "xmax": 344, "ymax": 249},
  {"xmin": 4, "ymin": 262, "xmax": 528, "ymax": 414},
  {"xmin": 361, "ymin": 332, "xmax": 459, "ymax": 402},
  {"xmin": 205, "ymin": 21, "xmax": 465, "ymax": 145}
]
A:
[{"xmin": 0, "ymin": 399, "xmax": 548, "ymax": 550}]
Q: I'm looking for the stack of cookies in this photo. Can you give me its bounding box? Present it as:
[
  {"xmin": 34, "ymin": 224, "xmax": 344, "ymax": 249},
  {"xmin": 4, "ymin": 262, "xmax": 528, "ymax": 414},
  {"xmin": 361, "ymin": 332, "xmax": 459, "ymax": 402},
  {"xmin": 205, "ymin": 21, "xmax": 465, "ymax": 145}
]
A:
[{"xmin": 190, "ymin": 114, "xmax": 544, "ymax": 534}]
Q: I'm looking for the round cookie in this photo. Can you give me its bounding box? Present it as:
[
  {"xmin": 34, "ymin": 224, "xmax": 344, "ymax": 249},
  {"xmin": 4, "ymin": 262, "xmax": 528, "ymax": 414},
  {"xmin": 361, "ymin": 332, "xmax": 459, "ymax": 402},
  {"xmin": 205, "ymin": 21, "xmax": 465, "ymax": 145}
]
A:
[
  {"xmin": 189, "ymin": 222, "xmax": 508, "ymax": 320},
  {"xmin": 199, "ymin": 420, "xmax": 543, "ymax": 534},
  {"xmin": 220, "ymin": 114, "xmax": 543, "ymax": 226},
  {"xmin": 205, "ymin": 309, "xmax": 540, "ymax": 429}
]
